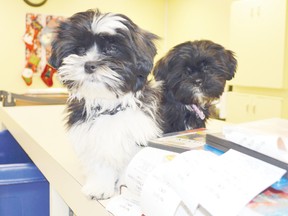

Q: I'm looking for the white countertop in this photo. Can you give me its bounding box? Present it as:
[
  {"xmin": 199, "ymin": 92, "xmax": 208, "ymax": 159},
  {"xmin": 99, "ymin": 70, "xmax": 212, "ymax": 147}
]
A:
[{"xmin": 0, "ymin": 105, "xmax": 111, "ymax": 216}]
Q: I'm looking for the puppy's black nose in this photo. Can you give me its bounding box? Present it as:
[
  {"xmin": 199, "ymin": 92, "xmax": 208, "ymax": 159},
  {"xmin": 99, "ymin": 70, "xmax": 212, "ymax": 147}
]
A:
[{"xmin": 84, "ymin": 61, "xmax": 98, "ymax": 74}]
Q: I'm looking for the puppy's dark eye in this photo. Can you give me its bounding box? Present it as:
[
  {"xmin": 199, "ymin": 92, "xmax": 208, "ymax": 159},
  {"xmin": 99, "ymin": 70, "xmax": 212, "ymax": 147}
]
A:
[
  {"xmin": 76, "ymin": 47, "xmax": 86, "ymax": 56},
  {"xmin": 200, "ymin": 62, "xmax": 209, "ymax": 72},
  {"xmin": 103, "ymin": 44, "xmax": 118, "ymax": 55},
  {"xmin": 186, "ymin": 66, "xmax": 193, "ymax": 74}
]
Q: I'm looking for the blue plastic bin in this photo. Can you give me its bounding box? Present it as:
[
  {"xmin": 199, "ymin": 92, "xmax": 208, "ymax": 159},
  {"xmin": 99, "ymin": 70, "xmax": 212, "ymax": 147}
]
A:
[
  {"xmin": 0, "ymin": 130, "xmax": 32, "ymax": 164},
  {"xmin": 0, "ymin": 130, "xmax": 49, "ymax": 216}
]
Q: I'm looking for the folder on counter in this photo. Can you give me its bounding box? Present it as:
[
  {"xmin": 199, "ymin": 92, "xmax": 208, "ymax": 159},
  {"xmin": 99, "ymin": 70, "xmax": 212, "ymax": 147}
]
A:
[{"xmin": 206, "ymin": 118, "xmax": 288, "ymax": 178}]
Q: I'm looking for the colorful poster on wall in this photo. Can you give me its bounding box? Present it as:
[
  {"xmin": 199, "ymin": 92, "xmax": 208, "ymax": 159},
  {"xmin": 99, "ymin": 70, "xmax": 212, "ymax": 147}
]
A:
[{"xmin": 22, "ymin": 13, "xmax": 64, "ymax": 86}]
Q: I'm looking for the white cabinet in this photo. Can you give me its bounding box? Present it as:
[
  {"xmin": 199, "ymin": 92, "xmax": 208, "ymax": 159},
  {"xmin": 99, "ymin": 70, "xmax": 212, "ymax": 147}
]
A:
[
  {"xmin": 226, "ymin": 92, "xmax": 283, "ymax": 123},
  {"xmin": 229, "ymin": 0, "xmax": 286, "ymax": 88},
  {"xmin": 50, "ymin": 187, "xmax": 70, "ymax": 216}
]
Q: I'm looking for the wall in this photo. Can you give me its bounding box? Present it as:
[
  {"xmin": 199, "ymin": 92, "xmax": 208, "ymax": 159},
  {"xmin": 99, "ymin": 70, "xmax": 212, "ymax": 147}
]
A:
[
  {"xmin": 0, "ymin": 0, "xmax": 165, "ymax": 93},
  {"xmin": 166, "ymin": 0, "xmax": 232, "ymax": 51}
]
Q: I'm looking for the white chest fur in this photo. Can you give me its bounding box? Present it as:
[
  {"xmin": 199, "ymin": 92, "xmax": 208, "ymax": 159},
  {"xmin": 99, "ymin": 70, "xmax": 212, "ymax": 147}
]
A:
[{"xmin": 68, "ymin": 107, "xmax": 161, "ymax": 172}]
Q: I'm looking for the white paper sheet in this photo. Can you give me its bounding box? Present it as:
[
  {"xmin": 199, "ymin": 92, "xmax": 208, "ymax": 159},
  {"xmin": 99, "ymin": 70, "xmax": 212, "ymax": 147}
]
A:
[
  {"xmin": 141, "ymin": 164, "xmax": 184, "ymax": 216},
  {"xmin": 198, "ymin": 150, "xmax": 286, "ymax": 216},
  {"xmin": 125, "ymin": 147, "xmax": 178, "ymax": 196},
  {"xmin": 106, "ymin": 190, "xmax": 142, "ymax": 216},
  {"xmin": 165, "ymin": 150, "xmax": 217, "ymax": 214},
  {"xmin": 223, "ymin": 118, "xmax": 288, "ymax": 163}
]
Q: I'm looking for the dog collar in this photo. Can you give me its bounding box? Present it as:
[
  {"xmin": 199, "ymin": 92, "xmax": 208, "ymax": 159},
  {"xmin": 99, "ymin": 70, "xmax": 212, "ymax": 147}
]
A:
[
  {"xmin": 92, "ymin": 104, "xmax": 128, "ymax": 117},
  {"xmin": 185, "ymin": 104, "xmax": 205, "ymax": 120}
]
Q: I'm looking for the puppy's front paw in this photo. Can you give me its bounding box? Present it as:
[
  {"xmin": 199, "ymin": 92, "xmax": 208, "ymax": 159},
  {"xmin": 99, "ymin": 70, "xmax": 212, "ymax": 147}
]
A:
[
  {"xmin": 82, "ymin": 180, "xmax": 115, "ymax": 200},
  {"xmin": 81, "ymin": 168, "xmax": 118, "ymax": 200}
]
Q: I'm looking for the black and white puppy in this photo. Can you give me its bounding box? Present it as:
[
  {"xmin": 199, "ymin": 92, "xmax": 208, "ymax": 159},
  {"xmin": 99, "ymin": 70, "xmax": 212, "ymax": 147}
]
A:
[
  {"xmin": 153, "ymin": 40, "xmax": 237, "ymax": 133},
  {"xmin": 49, "ymin": 9, "xmax": 162, "ymax": 199}
]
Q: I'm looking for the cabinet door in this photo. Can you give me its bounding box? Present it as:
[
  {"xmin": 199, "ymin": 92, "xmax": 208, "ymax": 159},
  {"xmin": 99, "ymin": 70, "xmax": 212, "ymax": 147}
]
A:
[
  {"xmin": 226, "ymin": 92, "xmax": 283, "ymax": 123},
  {"xmin": 229, "ymin": 0, "xmax": 286, "ymax": 88},
  {"xmin": 226, "ymin": 92, "xmax": 251, "ymax": 123},
  {"xmin": 252, "ymin": 96, "xmax": 283, "ymax": 120}
]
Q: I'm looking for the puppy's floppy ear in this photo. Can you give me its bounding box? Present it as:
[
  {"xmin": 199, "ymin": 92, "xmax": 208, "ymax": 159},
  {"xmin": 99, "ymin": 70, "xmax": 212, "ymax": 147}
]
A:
[
  {"xmin": 132, "ymin": 29, "xmax": 160, "ymax": 91},
  {"xmin": 116, "ymin": 13, "xmax": 160, "ymax": 91},
  {"xmin": 223, "ymin": 50, "xmax": 237, "ymax": 80},
  {"xmin": 48, "ymin": 44, "xmax": 61, "ymax": 69},
  {"xmin": 152, "ymin": 57, "xmax": 168, "ymax": 81},
  {"xmin": 48, "ymin": 19, "xmax": 69, "ymax": 69},
  {"xmin": 153, "ymin": 45, "xmax": 181, "ymax": 83},
  {"xmin": 48, "ymin": 24, "xmax": 65, "ymax": 69},
  {"xmin": 133, "ymin": 60, "xmax": 153, "ymax": 91},
  {"xmin": 153, "ymin": 42, "xmax": 187, "ymax": 82},
  {"xmin": 116, "ymin": 15, "xmax": 159, "ymax": 91}
]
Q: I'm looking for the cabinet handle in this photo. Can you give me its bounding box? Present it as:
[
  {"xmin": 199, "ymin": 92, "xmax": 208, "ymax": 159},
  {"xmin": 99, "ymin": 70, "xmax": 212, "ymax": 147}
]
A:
[
  {"xmin": 246, "ymin": 104, "xmax": 249, "ymax": 113},
  {"xmin": 252, "ymin": 105, "xmax": 256, "ymax": 114}
]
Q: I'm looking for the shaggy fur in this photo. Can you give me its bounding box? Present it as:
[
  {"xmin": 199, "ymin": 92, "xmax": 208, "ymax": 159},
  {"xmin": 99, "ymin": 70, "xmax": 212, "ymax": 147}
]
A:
[
  {"xmin": 153, "ymin": 40, "xmax": 237, "ymax": 133},
  {"xmin": 49, "ymin": 9, "xmax": 162, "ymax": 199}
]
